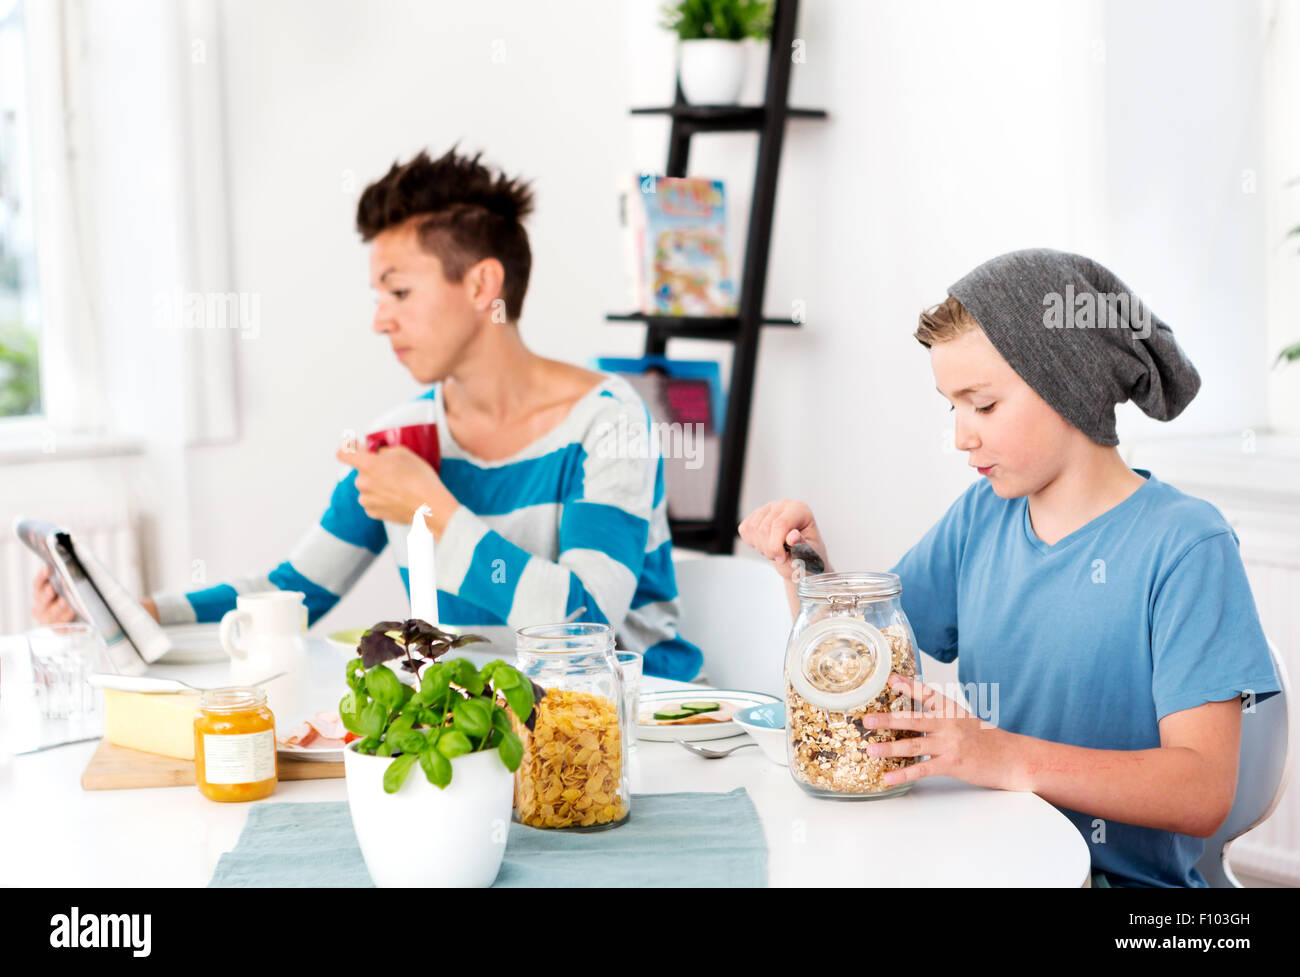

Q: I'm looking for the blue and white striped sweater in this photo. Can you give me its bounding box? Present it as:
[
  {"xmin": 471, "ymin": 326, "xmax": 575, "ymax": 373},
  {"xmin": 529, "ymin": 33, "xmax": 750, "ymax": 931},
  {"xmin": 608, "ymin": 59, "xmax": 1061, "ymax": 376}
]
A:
[{"xmin": 151, "ymin": 374, "xmax": 703, "ymax": 680}]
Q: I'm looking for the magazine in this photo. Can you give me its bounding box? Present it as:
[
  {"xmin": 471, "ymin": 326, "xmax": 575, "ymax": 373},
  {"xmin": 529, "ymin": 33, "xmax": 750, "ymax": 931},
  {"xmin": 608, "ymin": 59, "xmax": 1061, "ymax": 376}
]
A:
[
  {"xmin": 622, "ymin": 175, "xmax": 738, "ymax": 317},
  {"xmin": 13, "ymin": 516, "xmax": 170, "ymax": 675}
]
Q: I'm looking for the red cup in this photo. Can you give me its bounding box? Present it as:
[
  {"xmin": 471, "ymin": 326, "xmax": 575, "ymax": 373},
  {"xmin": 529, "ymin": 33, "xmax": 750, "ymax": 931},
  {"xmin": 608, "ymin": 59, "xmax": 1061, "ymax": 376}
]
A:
[{"xmin": 365, "ymin": 423, "xmax": 441, "ymax": 472}]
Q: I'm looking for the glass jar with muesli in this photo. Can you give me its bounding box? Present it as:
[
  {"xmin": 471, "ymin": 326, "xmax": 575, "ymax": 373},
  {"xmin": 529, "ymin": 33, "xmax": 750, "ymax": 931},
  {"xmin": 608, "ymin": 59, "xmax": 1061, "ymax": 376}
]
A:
[
  {"xmin": 785, "ymin": 572, "xmax": 924, "ymax": 799},
  {"xmin": 511, "ymin": 623, "xmax": 629, "ymax": 830}
]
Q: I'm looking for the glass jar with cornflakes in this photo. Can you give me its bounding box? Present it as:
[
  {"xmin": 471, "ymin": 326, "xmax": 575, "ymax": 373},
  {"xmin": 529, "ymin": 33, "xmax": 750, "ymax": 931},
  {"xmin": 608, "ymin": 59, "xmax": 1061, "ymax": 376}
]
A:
[
  {"xmin": 194, "ymin": 687, "xmax": 278, "ymax": 802},
  {"xmin": 786, "ymin": 572, "xmax": 925, "ymax": 800},
  {"xmin": 512, "ymin": 623, "xmax": 629, "ymax": 830}
]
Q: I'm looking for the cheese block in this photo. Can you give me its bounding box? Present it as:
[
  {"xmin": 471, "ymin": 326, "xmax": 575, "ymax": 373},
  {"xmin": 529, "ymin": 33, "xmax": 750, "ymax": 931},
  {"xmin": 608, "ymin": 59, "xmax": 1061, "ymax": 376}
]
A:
[{"xmin": 102, "ymin": 689, "xmax": 201, "ymax": 761}]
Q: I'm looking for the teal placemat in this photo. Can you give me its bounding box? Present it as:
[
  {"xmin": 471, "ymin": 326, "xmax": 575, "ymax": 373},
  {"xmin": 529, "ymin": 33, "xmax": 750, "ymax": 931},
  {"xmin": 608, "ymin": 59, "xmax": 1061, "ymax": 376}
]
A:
[{"xmin": 209, "ymin": 789, "xmax": 766, "ymax": 888}]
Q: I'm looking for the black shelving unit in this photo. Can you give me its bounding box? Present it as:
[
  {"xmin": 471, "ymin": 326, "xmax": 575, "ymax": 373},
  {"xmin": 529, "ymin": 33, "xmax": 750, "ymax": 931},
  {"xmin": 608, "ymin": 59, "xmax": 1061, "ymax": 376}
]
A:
[{"xmin": 607, "ymin": 0, "xmax": 825, "ymax": 554}]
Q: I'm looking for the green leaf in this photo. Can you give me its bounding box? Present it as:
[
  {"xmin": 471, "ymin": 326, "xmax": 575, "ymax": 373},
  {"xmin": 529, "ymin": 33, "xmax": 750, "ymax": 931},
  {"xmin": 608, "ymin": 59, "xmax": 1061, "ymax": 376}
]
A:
[
  {"xmin": 498, "ymin": 730, "xmax": 524, "ymax": 771},
  {"xmin": 376, "ymin": 740, "xmax": 394, "ymax": 757},
  {"xmin": 344, "ymin": 657, "xmax": 366, "ymax": 692},
  {"xmin": 503, "ymin": 682, "xmax": 535, "ymax": 724},
  {"xmin": 339, "ymin": 692, "xmax": 363, "ymax": 736},
  {"xmin": 1274, "ymin": 340, "xmax": 1300, "ymax": 368},
  {"xmin": 454, "ymin": 697, "xmax": 492, "ymax": 738},
  {"xmin": 451, "ymin": 658, "xmax": 485, "ymax": 695},
  {"xmin": 387, "ymin": 711, "xmax": 416, "ymax": 738},
  {"xmin": 485, "ymin": 660, "xmax": 521, "ymax": 691},
  {"xmin": 437, "ymin": 729, "xmax": 473, "ymax": 758},
  {"xmin": 418, "ymin": 706, "xmax": 446, "ymax": 727},
  {"xmin": 394, "ymin": 730, "xmax": 428, "ymax": 755},
  {"xmin": 419, "ymin": 661, "xmax": 452, "ymax": 701},
  {"xmin": 383, "ymin": 753, "xmax": 418, "ymax": 793},
  {"xmin": 365, "ymin": 664, "xmax": 405, "ymax": 708},
  {"xmin": 356, "ymin": 736, "xmax": 381, "ymax": 755},
  {"xmin": 420, "ymin": 748, "xmax": 452, "ymax": 788},
  {"xmin": 491, "ymin": 705, "xmax": 514, "ymax": 736},
  {"xmin": 359, "ymin": 700, "xmax": 389, "ymax": 739}
]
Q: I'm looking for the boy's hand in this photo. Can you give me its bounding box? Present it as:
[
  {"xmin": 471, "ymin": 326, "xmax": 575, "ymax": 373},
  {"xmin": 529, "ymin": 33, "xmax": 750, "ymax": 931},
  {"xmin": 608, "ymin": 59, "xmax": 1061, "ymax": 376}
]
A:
[
  {"xmin": 738, "ymin": 499, "xmax": 831, "ymax": 582},
  {"xmin": 859, "ymin": 675, "xmax": 1012, "ymax": 790},
  {"xmin": 337, "ymin": 445, "xmax": 458, "ymax": 537}
]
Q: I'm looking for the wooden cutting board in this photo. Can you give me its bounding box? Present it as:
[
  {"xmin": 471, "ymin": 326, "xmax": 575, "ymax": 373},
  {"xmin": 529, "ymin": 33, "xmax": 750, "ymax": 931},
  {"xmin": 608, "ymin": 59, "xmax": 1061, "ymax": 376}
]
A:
[{"xmin": 81, "ymin": 739, "xmax": 343, "ymax": 790}]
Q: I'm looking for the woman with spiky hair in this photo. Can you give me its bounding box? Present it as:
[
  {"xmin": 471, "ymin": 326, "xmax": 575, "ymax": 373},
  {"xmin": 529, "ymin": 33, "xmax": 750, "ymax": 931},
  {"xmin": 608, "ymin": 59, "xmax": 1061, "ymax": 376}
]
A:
[{"xmin": 36, "ymin": 148, "xmax": 702, "ymax": 681}]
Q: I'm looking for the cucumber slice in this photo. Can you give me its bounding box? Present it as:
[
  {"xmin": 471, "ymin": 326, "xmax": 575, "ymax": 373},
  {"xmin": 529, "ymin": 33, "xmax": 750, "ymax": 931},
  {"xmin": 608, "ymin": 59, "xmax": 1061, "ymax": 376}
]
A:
[
  {"xmin": 653, "ymin": 709, "xmax": 695, "ymax": 721},
  {"xmin": 680, "ymin": 701, "xmax": 721, "ymax": 714}
]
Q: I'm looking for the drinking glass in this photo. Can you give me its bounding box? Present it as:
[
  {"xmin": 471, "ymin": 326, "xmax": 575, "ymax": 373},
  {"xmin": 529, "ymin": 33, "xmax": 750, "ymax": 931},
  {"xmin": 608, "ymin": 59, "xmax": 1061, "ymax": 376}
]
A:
[
  {"xmin": 26, "ymin": 623, "xmax": 105, "ymax": 720},
  {"xmin": 616, "ymin": 651, "xmax": 643, "ymax": 753}
]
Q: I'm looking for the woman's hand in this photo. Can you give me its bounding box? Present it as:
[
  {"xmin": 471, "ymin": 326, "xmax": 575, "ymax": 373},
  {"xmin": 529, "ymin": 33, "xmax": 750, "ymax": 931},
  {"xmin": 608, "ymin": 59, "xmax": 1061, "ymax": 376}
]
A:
[
  {"xmin": 31, "ymin": 565, "xmax": 161, "ymax": 626},
  {"xmin": 737, "ymin": 498, "xmax": 830, "ymax": 582},
  {"xmin": 31, "ymin": 565, "xmax": 77, "ymax": 625},
  {"xmin": 337, "ymin": 445, "xmax": 459, "ymax": 536},
  {"xmin": 861, "ymin": 675, "xmax": 1012, "ymax": 790}
]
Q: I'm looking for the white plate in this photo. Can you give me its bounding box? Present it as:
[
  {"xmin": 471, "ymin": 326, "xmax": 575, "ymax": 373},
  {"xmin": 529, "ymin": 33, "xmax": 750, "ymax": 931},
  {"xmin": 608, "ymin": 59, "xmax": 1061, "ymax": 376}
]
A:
[
  {"xmin": 326, "ymin": 628, "xmax": 368, "ymax": 657},
  {"xmin": 277, "ymin": 742, "xmax": 347, "ymax": 763},
  {"xmin": 636, "ymin": 689, "xmax": 781, "ymax": 743},
  {"xmin": 156, "ymin": 624, "xmax": 227, "ymax": 665}
]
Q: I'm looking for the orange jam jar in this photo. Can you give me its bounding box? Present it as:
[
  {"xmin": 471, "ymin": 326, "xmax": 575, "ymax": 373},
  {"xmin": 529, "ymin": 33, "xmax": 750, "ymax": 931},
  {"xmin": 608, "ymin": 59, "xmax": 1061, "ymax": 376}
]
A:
[{"xmin": 194, "ymin": 687, "xmax": 278, "ymax": 802}]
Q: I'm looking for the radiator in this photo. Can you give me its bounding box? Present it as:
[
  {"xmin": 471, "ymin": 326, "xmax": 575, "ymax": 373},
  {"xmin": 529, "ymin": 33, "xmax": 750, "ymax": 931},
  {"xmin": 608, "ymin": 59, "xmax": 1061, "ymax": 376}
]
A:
[
  {"xmin": 1124, "ymin": 437, "xmax": 1300, "ymax": 885},
  {"xmin": 1230, "ymin": 553, "xmax": 1300, "ymax": 885},
  {"xmin": 0, "ymin": 507, "xmax": 144, "ymax": 637}
]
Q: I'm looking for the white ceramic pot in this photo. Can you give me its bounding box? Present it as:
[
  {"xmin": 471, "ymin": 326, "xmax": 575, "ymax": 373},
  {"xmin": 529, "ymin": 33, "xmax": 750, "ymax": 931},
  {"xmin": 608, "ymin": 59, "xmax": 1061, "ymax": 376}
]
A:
[
  {"xmin": 678, "ymin": 39, "xmax": 748, "ymax": 105},
  {"xmin": 344, "ymin": 742, "xmax": 515, "ymax": 887}
]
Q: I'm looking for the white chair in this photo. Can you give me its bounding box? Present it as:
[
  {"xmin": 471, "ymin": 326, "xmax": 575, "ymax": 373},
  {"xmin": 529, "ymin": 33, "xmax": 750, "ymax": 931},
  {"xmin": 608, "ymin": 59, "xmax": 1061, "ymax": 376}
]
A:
[
  {"xmin": 1195, "ymin": 638, "xmax": 1292, "ymax": 887},
  {"xmin": 671, "ymin": 554, "xmax": 793, "ymax": 698}
]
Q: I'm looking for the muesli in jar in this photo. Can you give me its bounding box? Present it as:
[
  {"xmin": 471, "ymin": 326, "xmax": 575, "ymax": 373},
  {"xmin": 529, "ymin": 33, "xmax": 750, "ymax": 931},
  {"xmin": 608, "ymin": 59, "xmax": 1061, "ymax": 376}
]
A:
[
  {"xmin": 787, "ymin": 623, "xmax": 923, "ymax": 795},
  {"xmin": 784, "ymin": 571, "xmax": 926, "ymax": 799}
]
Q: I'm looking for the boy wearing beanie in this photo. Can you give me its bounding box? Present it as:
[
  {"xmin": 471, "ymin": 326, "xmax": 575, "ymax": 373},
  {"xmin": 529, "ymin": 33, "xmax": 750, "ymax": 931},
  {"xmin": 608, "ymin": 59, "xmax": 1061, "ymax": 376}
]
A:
[{"xmin": 740, "ymin": 249, "xmax": 1282, "ymax": 888}]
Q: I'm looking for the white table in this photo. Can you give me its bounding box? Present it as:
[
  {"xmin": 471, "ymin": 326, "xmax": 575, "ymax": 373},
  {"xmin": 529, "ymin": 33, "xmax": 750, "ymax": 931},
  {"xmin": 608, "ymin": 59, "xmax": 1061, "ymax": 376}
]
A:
[{"xmin": 0, "ymin": 636, "xmax": 1090, "ymax": 887}]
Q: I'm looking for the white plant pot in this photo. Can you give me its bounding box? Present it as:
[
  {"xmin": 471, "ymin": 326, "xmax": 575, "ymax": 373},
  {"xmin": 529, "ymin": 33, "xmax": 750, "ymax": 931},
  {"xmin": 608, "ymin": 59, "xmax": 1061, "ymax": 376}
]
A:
[
  {"xmin": 344, "ymin": 741, "xmax": 515, "ymax": 888},
  {"xmin": 678, "ymin": 39, "xmax": 748, "ymax": 105}
]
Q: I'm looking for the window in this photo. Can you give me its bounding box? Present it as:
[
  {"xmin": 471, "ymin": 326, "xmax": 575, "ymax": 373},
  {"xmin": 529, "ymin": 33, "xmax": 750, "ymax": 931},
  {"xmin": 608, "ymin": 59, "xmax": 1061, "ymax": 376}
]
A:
[{"xmin": 0, "ymin": 0, "xmax": 41, "ymax": 420}]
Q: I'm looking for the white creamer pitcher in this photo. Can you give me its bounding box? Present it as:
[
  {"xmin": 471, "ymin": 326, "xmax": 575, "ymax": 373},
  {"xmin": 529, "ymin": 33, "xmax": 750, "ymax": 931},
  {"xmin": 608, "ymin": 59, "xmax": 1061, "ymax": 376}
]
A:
[{"xmin": 219, "ymin": 590, "xmax": 309, "ymax": 726}]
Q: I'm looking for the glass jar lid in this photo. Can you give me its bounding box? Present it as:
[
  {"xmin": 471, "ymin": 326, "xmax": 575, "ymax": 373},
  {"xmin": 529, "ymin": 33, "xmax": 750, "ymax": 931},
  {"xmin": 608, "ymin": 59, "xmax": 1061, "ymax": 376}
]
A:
[
  {"xmin": 514, "ymin": 622, "xmax": 622, "ymax": 682},
  {"xmin": 199, "ymin": 686, "xmax": 267, "ymax": 713},
  {"xmin": 796, "ymin": 571, "xmax": 900, "ymax": 602},
  {"xmin": 787, "ymin": 617, "xmax": 892, "ymax": 711},
  {"xmin": 514, "ymin": 622, "xmax": 613, "ymax": 652}
]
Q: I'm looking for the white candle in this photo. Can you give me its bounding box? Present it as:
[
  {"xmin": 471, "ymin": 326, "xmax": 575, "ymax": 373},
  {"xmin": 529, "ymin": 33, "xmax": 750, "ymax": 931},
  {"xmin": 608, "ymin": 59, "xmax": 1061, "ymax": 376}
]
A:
[{"xmin": 407, "ymin": 504, "xmax": 438, "ymax": 626}]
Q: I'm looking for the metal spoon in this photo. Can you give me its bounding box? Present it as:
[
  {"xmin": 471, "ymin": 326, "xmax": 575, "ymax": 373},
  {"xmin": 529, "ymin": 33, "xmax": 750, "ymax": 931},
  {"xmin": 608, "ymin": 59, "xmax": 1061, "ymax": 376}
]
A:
[
  {"xmin": 88, "ymin": 670, "xmax": 288, "ymax": 694},
  {"xmin": 674, "ymin": 738, "xmax": 758, "ymax": 759},
  {"xmin": 783, "ymin": 540, "xmax": 825, "ymax": 577}
]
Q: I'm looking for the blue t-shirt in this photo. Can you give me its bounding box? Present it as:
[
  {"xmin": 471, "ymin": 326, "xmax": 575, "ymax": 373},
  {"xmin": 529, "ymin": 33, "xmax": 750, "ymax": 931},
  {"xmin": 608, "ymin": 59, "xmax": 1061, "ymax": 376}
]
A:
[{"xmin": 889, "ymin": 468, "xmax": 1281, "ymax": 887}]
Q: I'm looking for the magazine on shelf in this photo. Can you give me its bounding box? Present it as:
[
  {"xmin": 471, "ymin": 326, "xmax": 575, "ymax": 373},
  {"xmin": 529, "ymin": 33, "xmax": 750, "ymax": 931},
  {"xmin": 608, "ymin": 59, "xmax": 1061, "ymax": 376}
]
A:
[
  {"xmin": 621, "ymin": 174, "xmax": 738, "ymax": 317},
  {"xmin": 595, "ymin": 357, "xmax": 723, "ymax": 523}
]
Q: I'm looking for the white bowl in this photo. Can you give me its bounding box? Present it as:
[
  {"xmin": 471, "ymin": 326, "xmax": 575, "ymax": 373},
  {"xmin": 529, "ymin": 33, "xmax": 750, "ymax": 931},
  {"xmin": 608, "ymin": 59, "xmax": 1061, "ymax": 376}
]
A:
[{"xmin": 733, "ymin": 703, "xmax": 787, "ymax": 766}]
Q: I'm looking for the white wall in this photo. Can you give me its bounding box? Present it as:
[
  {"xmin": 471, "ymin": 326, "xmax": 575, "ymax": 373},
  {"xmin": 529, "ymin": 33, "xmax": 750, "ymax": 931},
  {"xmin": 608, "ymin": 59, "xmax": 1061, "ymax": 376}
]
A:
[
  {"xmin": 6, "ymin": 0, "xmax": 1276, "ymax": 644},
  {"xmin": 183, "ymin": 0, "xmax": 638, "ymax": 629}
]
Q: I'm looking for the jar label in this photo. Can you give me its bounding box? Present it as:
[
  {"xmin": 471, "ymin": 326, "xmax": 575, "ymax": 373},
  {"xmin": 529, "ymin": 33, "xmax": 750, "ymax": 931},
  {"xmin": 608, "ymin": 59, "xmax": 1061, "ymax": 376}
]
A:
[{"xmin": 202, "ymin": 730, "xmax": 275, "ymax": 784}]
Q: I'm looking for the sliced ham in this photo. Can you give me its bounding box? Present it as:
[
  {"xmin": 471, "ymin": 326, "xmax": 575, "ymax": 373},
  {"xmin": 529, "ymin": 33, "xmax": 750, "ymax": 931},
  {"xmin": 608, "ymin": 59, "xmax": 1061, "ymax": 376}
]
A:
[{"xmin": 278, "ymin": 710, "xmax": 361, "ymax": 748}]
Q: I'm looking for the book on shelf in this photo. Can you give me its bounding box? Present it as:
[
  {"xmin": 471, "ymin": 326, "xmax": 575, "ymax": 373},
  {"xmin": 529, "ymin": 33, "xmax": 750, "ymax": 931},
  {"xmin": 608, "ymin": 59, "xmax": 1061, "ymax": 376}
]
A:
[
  {"xmin": 620, "ymin": 175, "xmax": 738, "ymax": 317},
  {"xmin": 595, "ymin": 356, "xmax": 724, "ymax": 524}
]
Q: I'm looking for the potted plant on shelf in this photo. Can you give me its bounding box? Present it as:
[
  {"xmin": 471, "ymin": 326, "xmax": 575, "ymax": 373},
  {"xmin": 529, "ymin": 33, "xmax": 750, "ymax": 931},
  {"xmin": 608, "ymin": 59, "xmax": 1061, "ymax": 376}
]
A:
[
  {"xmin": 339, "ymin": 618, "xmax": 543, "ymax": 888},
  {"xmin": 661, "ymin": 0, "xmax": 772, "ymax": 106}
]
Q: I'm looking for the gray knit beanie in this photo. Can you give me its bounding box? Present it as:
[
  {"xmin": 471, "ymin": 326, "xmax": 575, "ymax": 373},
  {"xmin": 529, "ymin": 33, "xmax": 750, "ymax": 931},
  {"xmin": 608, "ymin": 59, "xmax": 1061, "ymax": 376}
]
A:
[{"xmin": 947, "ymin": 248, "xmax": 1201, "ymax": 446}]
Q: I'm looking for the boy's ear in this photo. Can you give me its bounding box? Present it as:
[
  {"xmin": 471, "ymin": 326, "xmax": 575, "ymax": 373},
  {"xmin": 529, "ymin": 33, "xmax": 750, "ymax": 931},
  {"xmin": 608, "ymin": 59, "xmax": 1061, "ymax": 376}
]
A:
[{"xmin": 465, "ymin": 257, "xmax": 506, "ymax": 314}]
